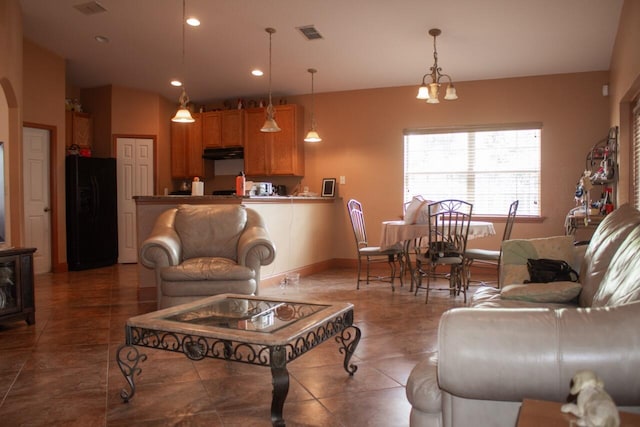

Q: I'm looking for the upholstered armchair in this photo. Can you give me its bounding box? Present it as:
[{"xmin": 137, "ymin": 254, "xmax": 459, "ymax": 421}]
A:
[{"xmin": 139, "ymin": 204, "xmax": 276, "ymax": 309}]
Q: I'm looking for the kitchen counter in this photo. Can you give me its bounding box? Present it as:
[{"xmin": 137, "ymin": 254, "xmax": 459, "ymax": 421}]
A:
[{"xmin": 134, "ymin": 195, "xmax": 340, "ymax": 302}]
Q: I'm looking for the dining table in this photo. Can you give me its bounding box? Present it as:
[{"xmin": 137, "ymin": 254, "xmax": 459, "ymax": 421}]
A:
[{"xmin": 379, "ymin": 220, "xmax": 496, "ymax": 291}]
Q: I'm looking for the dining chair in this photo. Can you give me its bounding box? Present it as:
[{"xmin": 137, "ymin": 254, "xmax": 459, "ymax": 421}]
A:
[
  {"xmin": 464, "ymin": 200, "xmax": 518, "ymax": 288},
  {"xmin": 347, "ymin": 199, "xmax": 404, "ymax": 291},
  {"xmin": 413, "ymin": 199, "xmax": 473, "ymax": 303}
]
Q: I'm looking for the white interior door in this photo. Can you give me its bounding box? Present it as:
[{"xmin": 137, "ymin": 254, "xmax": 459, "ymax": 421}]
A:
[
  {"xmin": 22, "ymin": 127, "xmax": 51, "ymax": 274},
  {"xmin": 117, "ymin": 137, "xmax": 154, "ymax": 263}
]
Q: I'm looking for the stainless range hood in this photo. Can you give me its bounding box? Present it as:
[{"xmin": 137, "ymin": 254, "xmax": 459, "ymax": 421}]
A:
[{"xmin": 202, "ymin": 147, "xmax": 244, "ymax": 160}]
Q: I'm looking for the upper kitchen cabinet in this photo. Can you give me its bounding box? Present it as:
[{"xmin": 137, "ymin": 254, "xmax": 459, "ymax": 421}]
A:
[
  {"xmin": 244, "ymin": 104, "xmax": 304, "ymax": 176},
  {"xmin": 202, "ymin": 110, "xmax": 244, "ymax": 148},
  {"xmin": 65, "ymin": 111, "xmax": 93, "ymax": 148},
  {"xmin": 171, "ymin": 113, "xmax": 204, "ymax": 179}
]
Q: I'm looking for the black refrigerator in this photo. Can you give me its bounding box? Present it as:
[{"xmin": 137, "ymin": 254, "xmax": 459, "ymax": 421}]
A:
[{"xmin": 66, "ymin": 156, "xmax": 118, "ymax": 270}]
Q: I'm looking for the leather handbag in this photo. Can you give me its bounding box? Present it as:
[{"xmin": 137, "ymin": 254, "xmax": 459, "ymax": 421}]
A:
[{"xmin": 526, "ymin": 258, "xmax": 579, "ymax": 283}]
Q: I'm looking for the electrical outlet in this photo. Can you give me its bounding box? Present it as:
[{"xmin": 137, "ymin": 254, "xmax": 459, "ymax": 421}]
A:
[{"xmin": 339, "ymin": 176, "xmax": 346, "ymax": 184}]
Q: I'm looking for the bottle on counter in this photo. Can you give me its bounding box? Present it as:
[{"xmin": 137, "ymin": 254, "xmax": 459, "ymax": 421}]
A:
[{"xmin": 235, "ymin": 171, "xmax": 246, "ymax": 196}]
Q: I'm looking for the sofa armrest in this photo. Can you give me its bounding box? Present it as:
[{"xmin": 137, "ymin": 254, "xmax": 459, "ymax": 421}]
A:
[
  {"xmin": 139, "ymin": 208, "xmax": 181, "ymax": 269},
  {"xmin": 437, "ymin": 302, "xmax": 640, "ymax": 405},
  {"xmin": 237, "ymin": 208, "xmax": 276, "ymax": 269}
]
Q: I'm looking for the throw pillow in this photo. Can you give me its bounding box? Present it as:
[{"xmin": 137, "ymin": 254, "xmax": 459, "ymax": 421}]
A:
[
  {"xmin": 500, "ymin": 281, "xmax": 582, "ymax": 303},
  {"xmin": 404, "ymin": 196, "xmax": 427, "ymax": 224}
]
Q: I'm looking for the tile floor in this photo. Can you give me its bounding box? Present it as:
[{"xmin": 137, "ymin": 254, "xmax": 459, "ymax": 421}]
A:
[{"xmin": 0, "ymin": 264, "xmax": 493, "ymax": 426}]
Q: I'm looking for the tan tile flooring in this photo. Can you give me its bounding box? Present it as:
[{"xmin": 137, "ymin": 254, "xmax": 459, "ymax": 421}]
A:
[{"xmin": 0, "ymin": 264, "xmax": 494, "ymax": 426}]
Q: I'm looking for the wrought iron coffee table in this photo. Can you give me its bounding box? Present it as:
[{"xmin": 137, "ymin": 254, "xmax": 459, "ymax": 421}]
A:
[{"xmin": 116, "ymin": 293, "xmax": 361, "ymax": 426}]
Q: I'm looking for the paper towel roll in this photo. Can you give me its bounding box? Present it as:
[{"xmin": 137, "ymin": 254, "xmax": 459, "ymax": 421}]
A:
[{"xmin": 191, "ymin": 181, "xmax": 204, "ymax": 196}]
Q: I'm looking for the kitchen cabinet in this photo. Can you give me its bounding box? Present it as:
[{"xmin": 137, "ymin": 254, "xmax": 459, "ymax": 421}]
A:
[
  {"xmin": 171, "ymin": 113, "xmax": 204, "ymax": 179},
  {"xmin": 0, "ymin": 247, "xmax": 36, "ymax": 326},
  {"xmin": 244, "ymin": 104, "xmax": 304, "ymax": 176},
  {"xmin": 65, "ymin": 110, "xmax": 93, "ymax": 147},
  {"xmin": 202, "ymin": 110, "xmax": 244, "ymax": 148}
]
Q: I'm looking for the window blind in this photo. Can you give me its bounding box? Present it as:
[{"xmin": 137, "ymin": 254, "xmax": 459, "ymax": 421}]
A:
[{"xmin": 404, "ymin": 124, "xmax": 541, "ymax": 216}]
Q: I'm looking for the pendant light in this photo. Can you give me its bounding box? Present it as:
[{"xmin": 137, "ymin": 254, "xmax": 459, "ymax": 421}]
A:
[
  {"xmin": 304, "ymin": 68, "xmax": 322, "ymax": 143},
  {"xmin": 416, "ymin": 28, "xmax": 458, "ymax": 104},
  {"xmin": 171, "ymin": 0, "xmax": 195, "ymax": 123},
  {"xmin": 260, "ymin": 27, "xmax": 281, "ymax": 133}
]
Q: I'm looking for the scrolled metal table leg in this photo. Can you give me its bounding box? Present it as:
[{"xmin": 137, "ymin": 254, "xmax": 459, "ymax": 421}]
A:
[
  {"xmin": 270, "ymin": 345, "xmax": 289, "ymax": 427},
  {"xmin": 116, "ymin": 344, "xmax": 147, "ymax": 402},
  {"xmin": 336, "ymin": 325, "xmax": 361, "ymax": 375}
]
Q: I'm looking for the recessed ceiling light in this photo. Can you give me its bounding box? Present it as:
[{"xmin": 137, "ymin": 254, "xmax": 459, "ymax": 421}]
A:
[
  {"xmin": 94, "ymin": 35, "xmax": 109, "ymax": 43},
  {"xmin": 170, "ymin": 80, "xmax": 183, "ymax": 87},
  {"xmin": 186, "ymin": 17, "xmax": 200, "ymax": 27},
  {"xmin": 251, "ymin": 69, "xmax": 264, "ymax": 77}
]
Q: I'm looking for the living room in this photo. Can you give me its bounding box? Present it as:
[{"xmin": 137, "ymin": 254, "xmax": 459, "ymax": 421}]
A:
[{"xmin": 1, "ymin": 0, "xmax": 640, "ymax": 425}]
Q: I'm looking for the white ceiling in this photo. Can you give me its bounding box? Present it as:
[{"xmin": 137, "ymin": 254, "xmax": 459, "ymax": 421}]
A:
[{"xmin": 20, "ymin": 0, "xmax": 623, "ymax": 105}]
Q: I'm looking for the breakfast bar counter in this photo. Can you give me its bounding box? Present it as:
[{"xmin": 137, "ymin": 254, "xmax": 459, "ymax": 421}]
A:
[{"xmin": 134, "ymin": 195, "xmax": 339, "ymax": 302}]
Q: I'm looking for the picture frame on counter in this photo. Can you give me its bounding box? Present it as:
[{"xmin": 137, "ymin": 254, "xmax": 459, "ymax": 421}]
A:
[{"xmin": 321, "ymin": 178, "xmax": 336, "ymax": 197}]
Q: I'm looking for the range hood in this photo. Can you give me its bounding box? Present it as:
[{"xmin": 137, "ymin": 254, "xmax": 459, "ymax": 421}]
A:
[{"xmin": 202, "ymin": 147, "xmax": 244, "ymax": 160}]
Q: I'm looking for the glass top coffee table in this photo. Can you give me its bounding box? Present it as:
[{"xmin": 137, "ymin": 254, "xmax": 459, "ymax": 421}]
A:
[{"xmin": 116, "ymin": 293, "xmax": 361, "ymax": 426}]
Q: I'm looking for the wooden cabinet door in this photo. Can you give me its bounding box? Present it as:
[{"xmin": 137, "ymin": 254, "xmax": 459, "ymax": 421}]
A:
[
  {"xmin": 244, "ymin": 108, "xmax": 268, "ymax": 176},
  {"xmin": 202, "ymin": 111, "xmax": 222, "ymax": 148},
  {"xmin": 65, "ymin": 111, "xmax": 93, "ymax": 147},
  {"xmin": 270, "ymin": 105, "xmax": 303, "ymax": 175},
  {"xmin": 222, "ymin": 110, "xmax": 244, "ymax": 147},
  {"xmin": 170, "ymin": 113, "xmax": 203, "ymax": 179}
]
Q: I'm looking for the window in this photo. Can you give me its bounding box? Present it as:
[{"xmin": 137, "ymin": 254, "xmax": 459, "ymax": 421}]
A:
[{"xmin": 404, "ymin": 124, "xmax": 541, "ymax": 216}]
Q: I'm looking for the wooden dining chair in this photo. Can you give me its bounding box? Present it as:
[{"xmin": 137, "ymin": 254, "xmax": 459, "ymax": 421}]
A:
[
  {"xmin": 347, "ymin": 199, "xmax": 404, "ymax": 291},
  {"xmin": 464, "ymin": 200, "xmax": 519, "ymax": 288},
  {"xmin": 413, "ymin": 199, "xmax": 473, "ymax": 303}
]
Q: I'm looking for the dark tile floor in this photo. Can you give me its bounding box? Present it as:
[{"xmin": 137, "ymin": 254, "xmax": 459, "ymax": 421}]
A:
[{"xmin": 0, "ymin": 265, "xmax": 493, "ymax": 426}]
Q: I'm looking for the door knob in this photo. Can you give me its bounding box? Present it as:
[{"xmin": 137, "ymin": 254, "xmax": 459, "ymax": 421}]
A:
[{"xmin": 43, "ymin": 207, "xmax": 51, "ymax": 212}]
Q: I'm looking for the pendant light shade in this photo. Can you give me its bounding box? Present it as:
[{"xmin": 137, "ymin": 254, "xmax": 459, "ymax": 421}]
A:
[
  {"xmin": 304, "ymin": 68, "xmax": 322, "ymax": 142},
  {"xmin": 261, "ymin": 27, "xmax": 281, "ymax": 133},
  {"xmin": 172, "ymin": 0, "xmax": 195, "ymax": 123},
  {"xmin": 172, "ymin": 87, "xmax": 195, "ymax": 123}
]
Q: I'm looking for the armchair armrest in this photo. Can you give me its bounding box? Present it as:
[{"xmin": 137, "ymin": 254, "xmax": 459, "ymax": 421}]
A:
[
  {"xmin": 437, "ymin": 302, "xmax": 640, "ymax": 405},
  {"xmin": 139, "ymin": 208, "xmax": 182, "ymax": 268},
  {"xmin": 237, "ymin": 208, "xmax": 276, "ymax": 268}
]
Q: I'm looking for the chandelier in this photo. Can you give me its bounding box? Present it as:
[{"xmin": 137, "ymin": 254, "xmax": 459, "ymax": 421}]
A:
[{"xmin": 416, "ymin": 28, "xmax": 458, "ymax": 104}]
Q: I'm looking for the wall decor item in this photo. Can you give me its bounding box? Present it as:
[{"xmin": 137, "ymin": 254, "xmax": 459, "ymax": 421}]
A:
[{"xmin": 322, "ymin": 178, "xmax": 336, "ymax": 197}]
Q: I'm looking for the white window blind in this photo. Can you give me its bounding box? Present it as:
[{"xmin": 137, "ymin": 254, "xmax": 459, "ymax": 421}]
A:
[
  {"xmin": 404, "ymin": 125, "xmax": 541, "ymax": 216},
  {"xmin": 633, "ymin": 99, "xmax": 640, "ymax": 209}
]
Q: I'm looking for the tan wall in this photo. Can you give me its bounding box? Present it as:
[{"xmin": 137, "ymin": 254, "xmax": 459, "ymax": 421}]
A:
[
  {"xmin": 609, "ymin": 0, "xmax": 640, "ymax": 204},
  {"xmin": 288, "ymin": 72, "xmax": 610, "ymax": 259},
  {"xmin": 22, "ymin": 39, "xmax": 66, "ymax": 268},
  {"xmin": 0, "ymin": 0, "xmax": 23, "ymax": 247}
]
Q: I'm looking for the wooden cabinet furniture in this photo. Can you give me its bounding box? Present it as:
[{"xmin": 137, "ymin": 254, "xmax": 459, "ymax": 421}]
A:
[
  {"xmin": 170, "ymin": 113, "xmax": 204, "ymax": 179},
  {"xmin": 202, "ymin": 110, "xmax": 245, "ymax": 148},
  {"xmin": 65, "ymin": 110, "xmax": 93, "ymax": 147},
  {"xmin": 0, "ymin": 247, "xmax": 36, "ymax": 325},
  {"xmin": 244, "ymin": 104, "xmax": 304, "ymax": 176}
]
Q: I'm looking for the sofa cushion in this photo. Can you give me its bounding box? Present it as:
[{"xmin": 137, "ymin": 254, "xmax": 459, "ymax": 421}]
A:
[
  {"xmin": 174, "ymin": 204, "xmax": 247, "ymax": 260},
  {"xmin": 500, "ymin": 281, "xmax": 582, "ymax": 303},
  {"xmin": 471, "ymin": 285, "xmax": 574, "ymax": 308},
  {"xmin": 591, "ymin": 225, "xmax": 640, "ymax": 307},
  {"xmin": 500, "ymin": 235, "xmax": 576, "ymax": 286},
  {"xmin": 579, "ymin": 203, "xmax": 640, "ymax": 307}
]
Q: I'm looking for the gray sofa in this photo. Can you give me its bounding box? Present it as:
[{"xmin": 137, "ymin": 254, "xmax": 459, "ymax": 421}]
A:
[
  {"xmin": 406, "ymin": 203, "xmax": 640, "ymax": 427},
  {"xmin": 139, "ymin": 204, "xmax": 276, "ymax": 309}
]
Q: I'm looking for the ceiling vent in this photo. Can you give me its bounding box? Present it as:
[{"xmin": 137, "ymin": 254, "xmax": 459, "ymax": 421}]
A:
[
  {"xmin": 297, "ymin": 25, "xmax": 323, "ymax": 41},
  {"xmin": 73, "ymin": 1, "xmax": 108, "ymax": 15}
]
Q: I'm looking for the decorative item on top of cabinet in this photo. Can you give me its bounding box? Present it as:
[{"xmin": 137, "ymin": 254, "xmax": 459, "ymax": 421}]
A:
[
  {"xmin": 244, "ymin": 104, "xmax": 304, "ymax": 176},
  {"xmin": 65, "ymin": 110, "xmax": 93, "ymax": 148},
  {"xmin": 202, "ymin": 110, "xmax": 245, "ymax": 148},
  {"xmin": 171, "ymin": 112, "xmax": 204, "ymax": 179}
]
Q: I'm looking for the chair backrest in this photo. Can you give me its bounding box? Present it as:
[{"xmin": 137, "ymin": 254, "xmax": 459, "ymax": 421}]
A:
[
  {"xmin": 502, "ymin": 200, "xmax": 519, "ymax": 241},
  {"xmin": 347, "ymin": 199, "xmax": 369, "ymax": 249},
  {"xmin": 428, "ymin": 199, "xmax": 473, "ymax": 259}
]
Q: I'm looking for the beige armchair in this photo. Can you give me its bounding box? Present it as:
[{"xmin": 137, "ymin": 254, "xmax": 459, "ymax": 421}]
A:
[{"xmin": 139, "ymin": 204, "xmax": 276, "ymax": 309}]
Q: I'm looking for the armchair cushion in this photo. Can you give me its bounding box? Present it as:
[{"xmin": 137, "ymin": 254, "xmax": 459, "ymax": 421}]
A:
[{"xmin": 161, "ymin": 257, "xmax": 255, "ymax": 281}]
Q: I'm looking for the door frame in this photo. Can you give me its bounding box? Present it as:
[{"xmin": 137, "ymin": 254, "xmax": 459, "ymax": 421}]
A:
[{"xmin": 22, "ymin": 122, "xmax": 62, "ymax": 272}]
